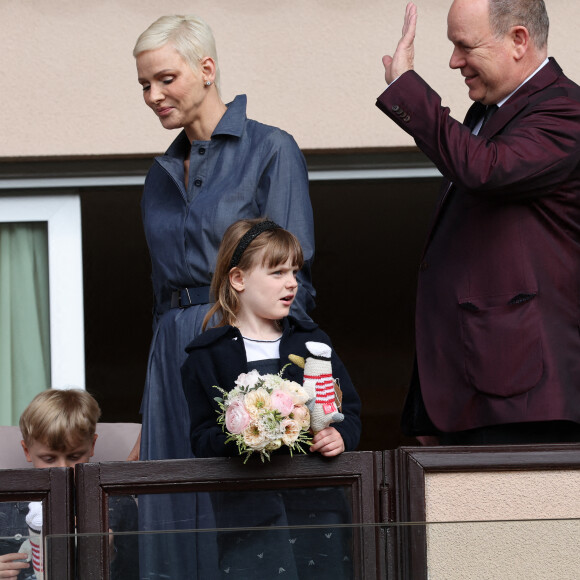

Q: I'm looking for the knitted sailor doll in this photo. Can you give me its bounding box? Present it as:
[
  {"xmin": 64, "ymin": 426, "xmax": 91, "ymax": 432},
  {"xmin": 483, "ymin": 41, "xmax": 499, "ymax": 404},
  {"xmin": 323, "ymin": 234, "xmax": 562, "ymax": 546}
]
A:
[
  {"xmin": 291, "ymin": 341, "xmax": 344, "ymax": 433},
  {"xmin": 19, "ymin": 501, "xmax": 44, "ymax": 580}
]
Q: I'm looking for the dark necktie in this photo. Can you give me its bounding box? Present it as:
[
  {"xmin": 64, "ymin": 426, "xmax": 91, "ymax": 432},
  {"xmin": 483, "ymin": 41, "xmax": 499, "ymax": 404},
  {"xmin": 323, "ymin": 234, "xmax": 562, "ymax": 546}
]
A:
[{"xmin": 479, "ymin": 104, "xmax": 498, "ymax": 132}]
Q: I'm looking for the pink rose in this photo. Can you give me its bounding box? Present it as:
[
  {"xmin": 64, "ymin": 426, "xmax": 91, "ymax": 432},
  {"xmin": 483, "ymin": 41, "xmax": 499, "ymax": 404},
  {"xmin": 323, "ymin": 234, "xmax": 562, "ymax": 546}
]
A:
[
  {"xmin": 291, "ymin": 404, "xmax": 310, "ymax": 429},
  {"xmin": 225, "ymin": 400, "xmax": 251, "ymax": 434},
  {"xmin": 270, "ymin": 390, "xmax": 294, "ymax": 416}
]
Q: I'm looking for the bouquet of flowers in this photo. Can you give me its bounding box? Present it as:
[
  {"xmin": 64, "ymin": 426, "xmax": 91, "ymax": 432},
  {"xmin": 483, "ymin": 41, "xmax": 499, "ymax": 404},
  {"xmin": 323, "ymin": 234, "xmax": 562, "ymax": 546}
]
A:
[{"xmin": 214, "ymin": 367, "xmax": 312, "ymax": 462}]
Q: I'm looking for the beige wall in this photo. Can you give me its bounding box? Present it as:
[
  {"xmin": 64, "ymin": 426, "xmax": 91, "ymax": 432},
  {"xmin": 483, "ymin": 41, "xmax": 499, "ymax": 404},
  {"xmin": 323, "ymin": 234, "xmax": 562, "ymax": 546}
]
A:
[
  {"xmin": 2, "ymin": 1, "xmax": 580, "ymax": 158},
  {"xmin": 424, "ymin": 470, "xmax": 580, "ymax": 579}
]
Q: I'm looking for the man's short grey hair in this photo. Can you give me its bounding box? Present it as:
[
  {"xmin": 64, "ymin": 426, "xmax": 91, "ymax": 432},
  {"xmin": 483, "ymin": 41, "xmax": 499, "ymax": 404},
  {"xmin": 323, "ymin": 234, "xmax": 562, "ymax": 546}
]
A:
[{"xmin": 489, "ymin": 0, "xmax": 549, "ymax": 49}]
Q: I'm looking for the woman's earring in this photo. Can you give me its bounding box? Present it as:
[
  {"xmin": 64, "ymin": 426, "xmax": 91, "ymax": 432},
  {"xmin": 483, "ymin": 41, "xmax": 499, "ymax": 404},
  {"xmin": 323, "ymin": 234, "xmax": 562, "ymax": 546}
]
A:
[{"xmin": 205, "ymin": 81, "xmax": 212, "ymax": 86}]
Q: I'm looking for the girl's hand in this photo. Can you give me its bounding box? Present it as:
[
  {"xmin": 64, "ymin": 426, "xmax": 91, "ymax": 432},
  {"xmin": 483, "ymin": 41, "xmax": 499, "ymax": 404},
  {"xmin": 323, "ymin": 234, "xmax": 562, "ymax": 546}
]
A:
[
  {"xmin": 0, "ymin": 552, "xmax": 30, "ymax": 577},
  {"xmin": 309, "ymin": 427, "xmax": 345, "ymax": 457}
]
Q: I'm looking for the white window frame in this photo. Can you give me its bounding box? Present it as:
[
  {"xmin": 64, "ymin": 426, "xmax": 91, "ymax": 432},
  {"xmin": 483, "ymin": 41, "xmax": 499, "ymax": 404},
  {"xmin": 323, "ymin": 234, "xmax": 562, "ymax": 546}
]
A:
[{"xmin": 0, "ymin": 193, "xmax": 85, "ymax": 390}]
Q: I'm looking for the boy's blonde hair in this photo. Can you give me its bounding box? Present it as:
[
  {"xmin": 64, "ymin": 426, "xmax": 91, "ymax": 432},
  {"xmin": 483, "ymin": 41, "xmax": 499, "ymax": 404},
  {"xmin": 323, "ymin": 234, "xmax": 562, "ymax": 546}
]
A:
[{"xmin": 19, "ymin": 389, "xmax": 101, "ymax": 451}]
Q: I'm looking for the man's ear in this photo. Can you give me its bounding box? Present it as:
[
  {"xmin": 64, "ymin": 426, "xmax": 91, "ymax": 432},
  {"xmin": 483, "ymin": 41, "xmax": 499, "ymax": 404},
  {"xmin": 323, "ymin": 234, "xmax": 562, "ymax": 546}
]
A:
[
  {"xmin": 21, "ymin": 440, "xmax": 33, "ymax": 463},
  {"xmin": 229, "ymin": 267, "xmax": 245, "ymax": 292},
  {"xmin": 511, "ymin": 25, "xmax": 530, "ymax": 60}
]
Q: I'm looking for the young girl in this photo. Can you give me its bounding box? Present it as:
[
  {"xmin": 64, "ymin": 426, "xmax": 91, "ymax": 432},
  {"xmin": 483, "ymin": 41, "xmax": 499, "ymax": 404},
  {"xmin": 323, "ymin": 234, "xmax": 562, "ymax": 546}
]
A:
[
  {"xmin": 181, "ymin": 217, "xmax": 360, "ymax": 458},
  {"xmin": 181, "ymin": 218, "xmax": 361, "ymax": 579}
]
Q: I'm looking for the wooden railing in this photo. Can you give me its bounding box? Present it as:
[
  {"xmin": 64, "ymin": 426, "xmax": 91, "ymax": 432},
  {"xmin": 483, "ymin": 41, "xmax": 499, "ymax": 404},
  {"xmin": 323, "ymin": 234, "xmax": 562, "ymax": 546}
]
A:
[{"xmin": 1, "ymin": 445, "xmax": 579, "ymax": 579}]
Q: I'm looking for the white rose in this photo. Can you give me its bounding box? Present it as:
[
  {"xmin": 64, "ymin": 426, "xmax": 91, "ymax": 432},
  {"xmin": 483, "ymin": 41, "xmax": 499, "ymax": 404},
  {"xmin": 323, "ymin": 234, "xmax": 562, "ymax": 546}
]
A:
[{"xmin": 235, "ymin": 369, "xmax": 261, "ymax": 389}]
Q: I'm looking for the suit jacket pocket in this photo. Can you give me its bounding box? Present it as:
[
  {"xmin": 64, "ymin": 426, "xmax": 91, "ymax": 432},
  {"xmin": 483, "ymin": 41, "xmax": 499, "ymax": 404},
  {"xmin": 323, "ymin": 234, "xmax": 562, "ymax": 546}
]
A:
[{"xmin": 459, "ymin": 292, "xmax": 543, "ymax": 397}]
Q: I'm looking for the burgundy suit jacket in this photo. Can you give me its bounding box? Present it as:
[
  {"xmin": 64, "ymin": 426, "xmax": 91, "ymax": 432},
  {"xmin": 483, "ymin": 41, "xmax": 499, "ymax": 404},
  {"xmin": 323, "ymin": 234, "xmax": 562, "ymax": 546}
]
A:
[{"xmin": 376, "ymin": 59, "xmax": 580, "ymax": 432}]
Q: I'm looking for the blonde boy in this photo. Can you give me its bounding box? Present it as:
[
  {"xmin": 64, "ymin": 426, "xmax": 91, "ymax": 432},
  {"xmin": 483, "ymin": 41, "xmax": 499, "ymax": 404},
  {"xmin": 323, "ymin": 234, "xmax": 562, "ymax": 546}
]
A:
[
  {"xmin": 0, "ymin": 389, "xmax": 100, "ymax": 577},
  {"xmin": 20, "ymin": 389, "xmax": 100, "ymax": 469},
  {"xmin": 1, "ymin": 390, "xmax": 138, "ymax": 580}
]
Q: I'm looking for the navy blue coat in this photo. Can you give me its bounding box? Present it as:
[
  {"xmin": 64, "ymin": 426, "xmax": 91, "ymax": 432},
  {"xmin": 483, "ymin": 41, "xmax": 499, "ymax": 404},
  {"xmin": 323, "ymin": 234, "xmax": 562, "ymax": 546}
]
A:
[{"xmin": 181, "ymin": 317, "xmax": 361, "ymax": 457}]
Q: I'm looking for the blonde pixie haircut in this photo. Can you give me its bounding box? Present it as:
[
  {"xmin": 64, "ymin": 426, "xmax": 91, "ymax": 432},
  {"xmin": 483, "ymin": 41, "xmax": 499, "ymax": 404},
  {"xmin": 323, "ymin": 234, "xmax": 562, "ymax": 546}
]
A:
[
  {"xmin": 203, "ymin": 218, "xmax": 304, "ymax": 331},
  {"xmin": 133, "ymin": 14, "xmax": 221, "ymax": 93},
  {"xmin": 20, "ymin": 389, "xmax": 101, "ymax": 451}
]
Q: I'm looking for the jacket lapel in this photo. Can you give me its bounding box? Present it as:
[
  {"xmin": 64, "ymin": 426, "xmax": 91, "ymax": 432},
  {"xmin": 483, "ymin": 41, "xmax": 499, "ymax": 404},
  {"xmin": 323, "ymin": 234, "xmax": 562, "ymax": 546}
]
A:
[
  {"xmin": 423, "ymin": 58, "xmax": 563, "ymax": 256},
  {"xmin": 429, "ymin": 102, "xmax": 484, "ymax": 228},
  {"xmin": 480, "ymin": 58, "xmax": 561, "ymax": 138}
]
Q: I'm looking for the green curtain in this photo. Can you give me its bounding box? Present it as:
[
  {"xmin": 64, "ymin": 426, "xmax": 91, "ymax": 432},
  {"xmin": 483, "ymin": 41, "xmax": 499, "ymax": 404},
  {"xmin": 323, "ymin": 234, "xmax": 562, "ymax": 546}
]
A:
[{"xmin": 0, "ymin": 222, "xmax": 51, "ymax": 425}]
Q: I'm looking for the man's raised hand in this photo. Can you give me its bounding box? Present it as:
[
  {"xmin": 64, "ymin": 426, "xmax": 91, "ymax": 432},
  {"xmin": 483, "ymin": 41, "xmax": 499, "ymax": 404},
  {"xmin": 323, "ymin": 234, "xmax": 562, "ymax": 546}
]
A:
[{"xmin": 382, "ymin": 2, "xmax": 418, "ymax": 84}]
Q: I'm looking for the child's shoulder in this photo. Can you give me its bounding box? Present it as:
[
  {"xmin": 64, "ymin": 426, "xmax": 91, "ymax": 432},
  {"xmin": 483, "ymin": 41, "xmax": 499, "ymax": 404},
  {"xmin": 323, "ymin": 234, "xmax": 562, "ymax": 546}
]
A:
[
  {"xmin": 284, "ymin": 316, "xmax": 333, "ymax": 346},
  {"xmin": 285, "ymin": 315, "xmax": 318, "ymax": 332},
  {"xmin": 185, "ymin": 318, "xmax": 331, "ymax": 354},
  {"xmin": 185, "ymin": 325, "xmax": 239, "ymax": 353}
]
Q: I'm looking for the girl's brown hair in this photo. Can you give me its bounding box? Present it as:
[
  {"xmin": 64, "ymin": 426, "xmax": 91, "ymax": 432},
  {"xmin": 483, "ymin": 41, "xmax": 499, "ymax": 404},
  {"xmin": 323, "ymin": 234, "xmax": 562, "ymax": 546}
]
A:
[{"xmin": 203, "ymin": 218, "xmax": 304, "ymax": 330}]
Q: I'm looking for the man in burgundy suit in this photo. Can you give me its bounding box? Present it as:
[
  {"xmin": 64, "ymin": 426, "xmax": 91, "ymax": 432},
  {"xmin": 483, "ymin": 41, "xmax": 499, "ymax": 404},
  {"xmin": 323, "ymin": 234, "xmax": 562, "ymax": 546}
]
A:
[{"xmin": 377, "ymin": 0, "xmax": 580, "ymax": 444}]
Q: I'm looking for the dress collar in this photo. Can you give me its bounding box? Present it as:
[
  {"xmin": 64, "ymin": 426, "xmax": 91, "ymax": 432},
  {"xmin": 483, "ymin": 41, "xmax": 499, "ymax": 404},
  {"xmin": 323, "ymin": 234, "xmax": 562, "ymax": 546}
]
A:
[
  {"xmin": 163, "ymin": 94, "xmax": 248, "ymax": 159},
  {"xmin": 212, "ymin": 94, "xmax": 247, "ymax": 138}
]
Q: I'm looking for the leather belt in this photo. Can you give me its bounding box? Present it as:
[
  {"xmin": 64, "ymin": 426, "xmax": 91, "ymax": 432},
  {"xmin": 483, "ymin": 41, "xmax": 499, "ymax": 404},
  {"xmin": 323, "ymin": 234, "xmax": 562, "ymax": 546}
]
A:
[{"xmin": 170, "ymin": 286, "xmax": 211, "ymax": 308}]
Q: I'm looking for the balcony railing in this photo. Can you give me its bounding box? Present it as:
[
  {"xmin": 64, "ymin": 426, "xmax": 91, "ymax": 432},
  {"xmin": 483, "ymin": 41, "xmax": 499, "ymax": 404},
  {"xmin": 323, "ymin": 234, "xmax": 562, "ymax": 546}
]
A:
[{"xmin": 1, "ymin": 445, "xmax": 579, "ymax": 579}]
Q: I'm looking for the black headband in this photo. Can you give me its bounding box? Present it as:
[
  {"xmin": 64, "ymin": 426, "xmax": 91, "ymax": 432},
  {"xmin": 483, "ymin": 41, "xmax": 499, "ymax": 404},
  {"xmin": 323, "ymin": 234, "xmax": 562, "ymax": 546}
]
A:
[{"xmin": 229, "ymin": 220, "xmax": 281, "ymax": 269}]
